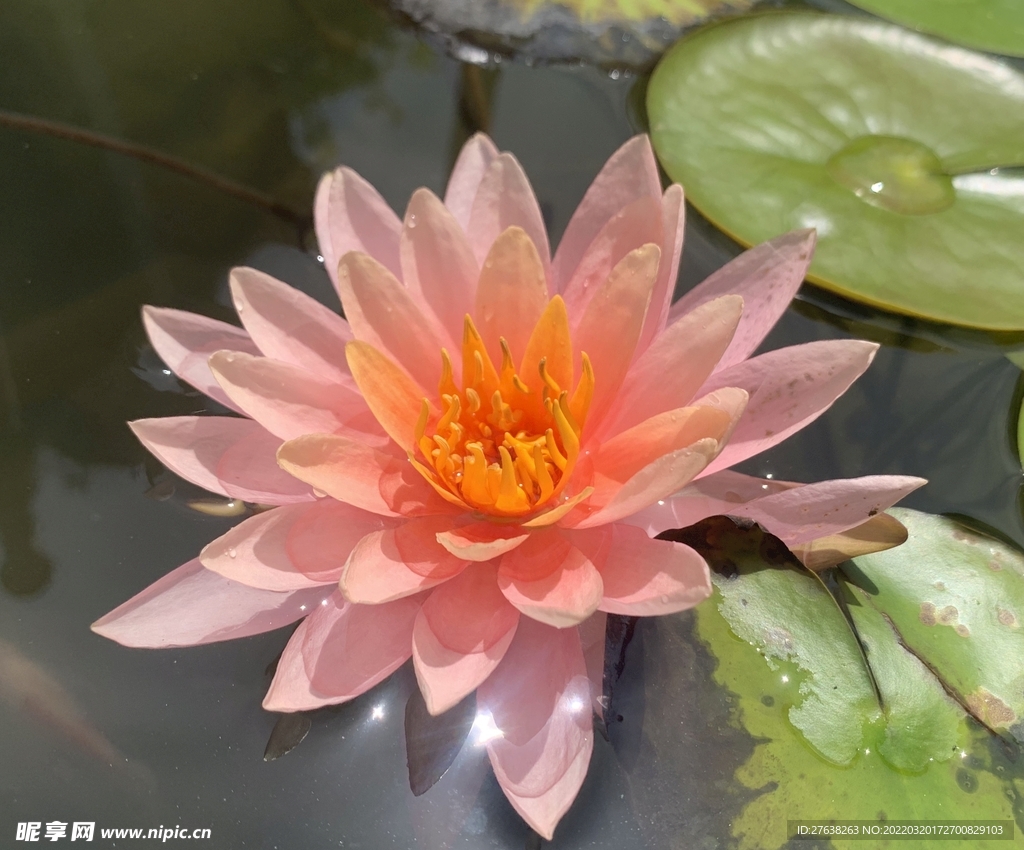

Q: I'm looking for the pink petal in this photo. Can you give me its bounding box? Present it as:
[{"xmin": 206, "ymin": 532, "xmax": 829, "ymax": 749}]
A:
[
  {"xmin": 435, "ymin": 522, "xmax": 529, "ymax": 562},
  {"xmin": 336, "ymin": 252, "xmax": 449, "ymax": 394},
  {"xmin": 261, "ymin": 616, "xmax": 328, "ymax": 711},
  {"xmin": 130, "ymin": 416, "xmax": 314, "ymax": 504},
  {"xmin": 498, "ymin": 532, "xmax": 604, "ymax": 628},
  {"xmin": 340, "ymin": 516, "xmax": 469, "ymax": 604},
  {"xmin": 142, "ymin": 306, "xmax": 259, "ymax": 414},
  {"xmin": 208, "ymin": 351, "xmax": 373, "ymax": 442},
  {"xmin": 589, "ymin": 523, "xmax": 712, "ymax": 616},
  {"xmin": 698, "ymin": 340, "xmax": 879, "ymax": 476},
  {"xmin": 200, "ymin": 501, "xmax": 394, "ymax": 591},
  {"xmin": 597, "ymin": 295, "xmax": 743, "ymax": 438},
  {"xmin": 577, "ymin": 612, "xmax": 607, "ymax": 718},
  {"xmin": 228, "ymin": 267, "xmax": 353, "ymax": 386},
  {"xmin": 561, "ymin": 196, "xmax": 662, "ymax": 322},
  {"xmin": 466, "ymin": 153, "xmax": 551, "ymax": 275},
  {"xmin": 478, "ymin": 617, "xmax": 592, "ymax": 839},
  {"xmin": 552, "ymin": 135, "xmax": 662, "ymax": 294},
  {"xmin": 473, "ymin": 226, "xmax": 549, "ymax": 366},
  {"xmin": 314, "ymin": 167, "xmax": 403, "ymax": 290},
  {"xmin": 669, "ymin": 229, "xmax": 816, "ymax": 372},
  {"xmin": 573, "ymin": 438, "xmax": 719, "ymax": 529},
  {"xmin": 443, "ymin": 132, "xmax": 500, "ymax": 231},
  {"xmin": 276, "ymin": 433, "xmax": 452, "ymax": 517},
  {"xmin": 635, "ymin": 185, "xmax": 685, "ymax": 358},
  {"xmin": 400, "ymin": 188, "xmax": 480, "ymax": 347},
  {"xmin": 413, "ymin": 564, "xmax": 520, "ymax": 714},
  {"xmin": 573, "ymin": 244, "xmax": 661, "ymax": 424},
  {"xmin": 91, "ymin": 559, "xmax": 329, "ymax": 648}
]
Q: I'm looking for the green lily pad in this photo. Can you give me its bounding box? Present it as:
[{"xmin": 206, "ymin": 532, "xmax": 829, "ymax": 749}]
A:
[
  {"xmin": 846, "ymin": 0, "xmax": 1024, "ymax": 59},
  {"xmin": 1011, "ymin": 352, "xmax": 1024, "ymax": 466},
  {"xmin": 846, "ymin": 508, "xmax": 1024, "ymax": 740},
  {"xmin": 384, "ymin": 0, "xmax": 751, "ymax": 68},
  {"xmin": 647, "ymin": 12, "xmax": 1024, "ymax": 330},
  {"xmin": 691, "ymin": 516, "xmax": 1023, "ymax": 849}
]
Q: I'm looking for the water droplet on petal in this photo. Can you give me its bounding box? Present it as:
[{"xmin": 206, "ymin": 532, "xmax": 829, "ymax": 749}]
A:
[
  {"xmin": 660, "ymin": 595, "xmax": 669, "ymax": 604},
  {"xmin": 228, "ymin": 548, "xmax": 237, "ymax": 559},
  {"xmin": 408, "ymin": 213, "xmax": 417, "ymax": 229}
]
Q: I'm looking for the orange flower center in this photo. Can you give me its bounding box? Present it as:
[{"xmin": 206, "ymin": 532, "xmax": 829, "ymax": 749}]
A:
[{"xmin": 410, "ymin": 296, "xmax": 594, "ymax": 518}]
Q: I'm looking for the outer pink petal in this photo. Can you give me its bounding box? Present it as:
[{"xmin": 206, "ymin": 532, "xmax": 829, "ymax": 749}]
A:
[
  {"xmin": 443, "ymin": 132, "xmax": 500, "ymax": 231},
  {"xmin": 413, "ymin": 564, "xmax": 520, "ymax": 714},
  {"xmin": 336, "ymin": 251, "xmax": 450, "ymax": 394},
  {"xmin": 669, "ymin": 229, "xmax": 816, "ymax": 372},
  {"xmin": 228, "ymin": 267, "xmax": 353, "ymax": 386},
  {"xmin": 91, "ymin": 559, "xmax": 329, "ymax": 648},
  {"xmin": 340, "ymin": 516, "xmax": 469, "ymax": 604},
  {"xmin": 561, "ymin": 196, "xmax": 662, "ymax": 323},
  {"xmin": 130, "ymin": 416, "xmax": 314, "ymax": 504},
  {"xmin": 597, "ymin": 295, "xmax": 743, "ymax": 438},
  {"xmin": 699, "ymin": 340, "xmax": 879, "ymax": 476},
  {"xmin": 400, "ymin": 188, "xmax": 480, "ymax": 347},
  {"xmin": 635, "ymin": 185, "xmax": 685, "ymax": 358},
  {"xmin": 498, "ymin": 532, "xmax": 604, "ymax": 628},
  {"xmin": 200, "ymin": 501, "xmax": 395, "ymax": 591},
  {"xmin": 577, "ymin": 612, "xmax": 607, "ymax": 718},
  {"xmin": 208, "ymin": 351, "xmax": 375, "ymax": 443},
  {"xmin": 142, "ymin": 306, "xmax": 259, "ymax": 414},
  {"xmin": 303, "ymin": 591, "xmax": 422, "ymax": 700},
  {"xmin": 314, "ymin": 167, "xmax": 403, "ymax": 290},
  {"xmin": 435, "ymin": 522, "xmax": 529, "ymax": 562},
  {"xmin": 478, "ymin": 617, "xmax": 592, "ymax": 839},
  {"xmin": 276, "ymin": 433, "xmax": 453, "ymax": 517},
  {"xmin": 261, "ymin": 616, "xmax": 327, "ymax": 711},
  {"xmin": 466, "ymin": 153, "xmax": 552, "ymax": 275},
  {"xmin": 552, "ymin": 135, "xmax": 662, "ymax": 294},
  {"xmin": 589, "ymin": 524, "xmax": 711, "ymax": 616}
]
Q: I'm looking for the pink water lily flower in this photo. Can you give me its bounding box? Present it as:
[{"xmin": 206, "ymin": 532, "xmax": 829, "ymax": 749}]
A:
[{"xmin": 93, "ymin": 134, "xmax": 924, "ymax": 839}]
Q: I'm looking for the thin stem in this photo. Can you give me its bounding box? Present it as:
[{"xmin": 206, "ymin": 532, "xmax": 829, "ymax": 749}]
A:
[{"xmin": 0, "ymin": 108, "xmax": 311, "ymax": 234}]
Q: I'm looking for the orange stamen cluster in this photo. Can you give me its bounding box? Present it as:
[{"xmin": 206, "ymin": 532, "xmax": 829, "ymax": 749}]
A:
[{"xmin": 411, "ymin": 297, "xmax": 594, "ymax": 518}]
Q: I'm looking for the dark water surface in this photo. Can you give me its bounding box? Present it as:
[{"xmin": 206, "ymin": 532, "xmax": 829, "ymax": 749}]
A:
[{"xmin": 2, "ymin": 0, "xmax": 1023, "ymax": 847}]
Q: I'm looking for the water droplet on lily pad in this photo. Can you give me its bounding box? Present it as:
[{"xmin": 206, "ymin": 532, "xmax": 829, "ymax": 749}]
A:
[{"xmin": 648, "ymin": 12, "xmax": 1024, "ymax": 330}]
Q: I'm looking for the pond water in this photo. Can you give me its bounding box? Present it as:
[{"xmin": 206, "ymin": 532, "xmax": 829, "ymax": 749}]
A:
[{"xmin": 2, "ymin": 0, "xmax": 1023, "ymax": 847}]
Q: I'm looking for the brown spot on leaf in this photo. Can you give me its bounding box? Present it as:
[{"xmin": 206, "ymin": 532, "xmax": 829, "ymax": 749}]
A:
[
  {"xmin": 966, "ymin": 688, "xmax": 1016, "ymax": 727},
  {"xmin": 955, "ymin": 624, "xmax": 971, "ymax": 637},
  {"xmin": 997, "ymin": 608, "xmax": 1018, "ymax": 627},
  {"xmin": 937, "ymin": 605, "xmax": 959, "ymax": 625},
  {"xmin": 934, "ymin": 581, "xmax": 946, "ymax": 591},
  {"xmin": 920, "ymin": 602, "xmax": 937, "ymax": 626},
  {"xmin": 989, "ymin": 558, "xmax": 1003, "ymax": 572}
]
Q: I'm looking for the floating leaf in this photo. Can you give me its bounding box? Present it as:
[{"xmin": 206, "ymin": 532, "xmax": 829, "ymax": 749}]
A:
[
  {"xmin": 263, "ymin": 712, "xmax": 312, "ymax": 761},
  {"xmin": 384, "ymin": 0, "xmax": 751, "ymax": 68},
  {"xmin": 648, "ymin": 12, "xmax": 1024, "ymax": 330},
  {"xmin": 404, "ymin": 687, "xmax": 476, "ymax": 796},
  {"xmin": 846, "ymin": 0, "xmax": 1024, "ymax": 59},
  {"xmin": 791, "ymin": 512, "xmax": 909, "ymax": 572}
]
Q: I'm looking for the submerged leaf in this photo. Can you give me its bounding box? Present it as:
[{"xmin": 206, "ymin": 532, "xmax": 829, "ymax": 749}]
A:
[
  {"xmin": 648, "ymin": 12, "xmax": 1024, "ymax": 329},
  {"xmin": 263, "ymin": 712, "xmax": 312, "ymax": 761},
  {"xmin": 404, "ymin": 687, "xmax": 476, "ymax": 796}
]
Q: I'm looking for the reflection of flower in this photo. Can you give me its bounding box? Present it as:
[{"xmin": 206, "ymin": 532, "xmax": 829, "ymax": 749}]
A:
[{"xmin": 93, "ymin": 135, "xmax": 924, "ymax": 838}]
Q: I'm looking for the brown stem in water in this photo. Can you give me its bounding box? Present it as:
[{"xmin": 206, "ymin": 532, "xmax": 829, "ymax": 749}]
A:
[{"xmin": 0, "ymin": 108, "xmax": 311, "ymax": 234}]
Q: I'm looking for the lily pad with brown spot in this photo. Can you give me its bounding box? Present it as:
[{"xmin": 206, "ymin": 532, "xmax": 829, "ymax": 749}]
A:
[{"xmin": 647, "ymin": 12, "xmax": 1024, "ymax": 330}]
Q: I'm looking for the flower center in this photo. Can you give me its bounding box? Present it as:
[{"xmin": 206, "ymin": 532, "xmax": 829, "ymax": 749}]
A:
[{"xmin": 410, "ymin": 297, "xmax": 594, "ymax": 518}]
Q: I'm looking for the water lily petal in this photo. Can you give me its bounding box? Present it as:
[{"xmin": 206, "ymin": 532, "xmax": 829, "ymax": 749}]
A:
[
  {"xmin": 130, "ymin": 416, "xmax": 314, "ymax": 504},
  {"xmin": 467, "ymin": 153, "xmax": 551, "ymax": 276},
  {"xmin": 341, "ymin": 516, "xmax": 469, "ymax": 604},
  {"xmin": 208, "ymin": 351, "xmax": 373, "ymax": 442},
  {"xmin": 577, "ymin": 612, "xmax": 607, "ymax": 717},
  {"xmin": 91, "ymin": 559, "xmax": 329, "ymax": 648},
  {"xmin": 573, "ymin": 244, "xmax": 661, "ymax": 422},
  {"xmin": 669, "ymin": 229, "xmax": 816, "ymax": 372},
  {"xmin": 443, "ymin": 132, "xmax": 499, "ymax": 231},
  {"xmin": 302, "ymin": 591, "xmax": 423, "ymax": 703},
  {"xmin": 261, "ymin": 616, "xmax": 328, "ymax": 712},
  {"xmin": 552, "ymin": 135, "xmax": 662, "ymax": 293},
  {"xmin": 200, "ymin": 501, "xmax": 394, "ymax": 591},
  {"xmin": 435, "ymin": 523, "xmax": 529, "ymax": 562},
  {"xmin": 478, "ymin": 617, "xmax": 592, "ymax": 839},
  {"xmin": 635, "ymin": 185, "xmax": 686, "ymax": 357},
  {"xmin": 400, "ymin": 188, "xmax": 480, "ymax": 347},
  {"xmin": 413, "ymin": 564, "xmax": 520, "ymax": 714},
  {"xmin": 474, "ymin": 226, "xmax": 549, "ymax": 365},
  {"xmin": 598, "ymin": 294, "xmax": 743, "ymax": 437},
  {"xmin": 592, "ymin": 524, "xmax": 712, "ymax": 615},
  {"xmin": 498, "ymin": 532, "xmax": 604, "ymax": 627},
  {"xmin": 315, "ymin": 166, "xmax": 403, "ymax": 290},
  {"xmin": 228, "ymin": 266, "xmax": 353, "ymax": 385},
  {"xmin": 699, "ymin": 340, "xmax": 879, "ymax": 476},
  {"xmin": 142, "ymin": 306, "xmax": 259, "ymax": 413},
  {"xmin": 336, "ymin": 251, "xmax": 449, "ymax": 393},
  {"xmin": 345, "ymin": 341, "xmax": 432, "ymax": 452},
  {"xmin": 277, "ymin": 433, "xmax": 449, "ymax": 517}
]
